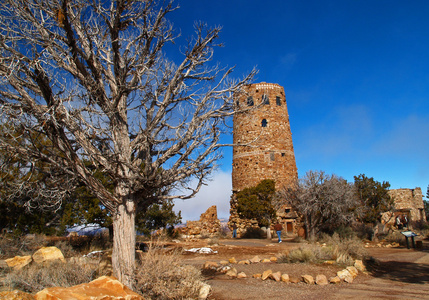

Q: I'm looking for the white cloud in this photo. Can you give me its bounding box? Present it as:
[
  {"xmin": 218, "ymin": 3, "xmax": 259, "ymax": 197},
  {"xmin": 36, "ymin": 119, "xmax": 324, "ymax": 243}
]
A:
[{"xmin": 173, "ymin": 171, "xmax": 232, "ymax": 222}]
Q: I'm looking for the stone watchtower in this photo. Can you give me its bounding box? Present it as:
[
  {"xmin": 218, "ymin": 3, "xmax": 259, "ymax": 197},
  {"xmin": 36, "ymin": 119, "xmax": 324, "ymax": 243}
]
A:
[
  {"xmin": 232, "ymin": 82, "xmax": 298, "ymax": 192},
  {"xmin": 229, "ymin": 82, "xmax": 299, "ymax": 235}
]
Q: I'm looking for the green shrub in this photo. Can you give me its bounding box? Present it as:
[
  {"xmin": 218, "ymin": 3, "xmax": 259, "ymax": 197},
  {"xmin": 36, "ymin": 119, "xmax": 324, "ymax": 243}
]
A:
[
  {"xmin": 135, "ymin": 243, "xmax": 203, "ymax": 300},
  {"xmin": 241, "ymin": 227, "xmax": 266, "ymax": 239}
]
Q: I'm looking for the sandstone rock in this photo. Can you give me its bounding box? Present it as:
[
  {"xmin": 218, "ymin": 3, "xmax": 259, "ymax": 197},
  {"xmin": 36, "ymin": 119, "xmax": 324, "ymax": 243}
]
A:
[
  {"xmin": 220, "ymin": 260, "xmax": 229, "ymax": 265},
  {"xmin": 204, "ymin": 261, "xmax": 219, "ymax": 269},
  {"xmin": 237, "ymin": 272, "xmax": 247, "ymax": 278},
  {"xmin": 344, "ymin": 274, "xmax": 354, "ymax": 283},
  {"xmin": 34, "ymin": 276, "xmax": 143, "ymax": 300},
  {"xmin": 219, "ymin": 266, "xmax": 231, "ymax": 273},
  {"xmin": 270, "ymin": 271, "xmax": 282, "ymax": 282},
  {"xmin": 337, "ymin": 269, "xmax": 351, "ymax": 280},
  {"xmin": 269, "ymin": 256, "xmax": 277, "ymax": 262},
  {"xmin": 315, "ymin": 274, "xmax": 328, "ymax": 285},
  {"xmin": 329, "ymin": 276, "xmax": 341, "ymax": 284},
  {"xmin": 249, "ymin": 256, "xmax": 261, "ymax": 263},
  {"xmin": 289, "ymin": 276, "xmax": 301, "ymax": 283},
  {"xmin": 32, "ymin": 247, "xmax": 65, "ymax": 264},
  {"xmin": 354, "ymin": 259, "xmax": 366, "ymax": 272},
  {"xmin": 324, "ymin": 260, "xmax": 335, "ymax": 265},
  {"xmin": 261, "ymin": 258, "xmax": 271, "ymax": 263},
  {"xmin": 228, "ymin": 257, "xmax": 237, "ymax": 264},
  {"xmin": 226, "ymin": 267, "xmax": 238, "ymax": 278},
  {"xmin": 0, "ymin": 290, "xmax": 35, "ymax": 300},
  {"xmin": 281, "ymin": 274, "xmax": 290, "ymax": 283},
  {"xmin": 198, "ymin": 283, "xmax": 211, "ymax": 300},
  {"xmin": 346, "ymin": 266, "xmax": 358, "ymax": 278},
  {"xmin": 302, "ymin": 275, "xmax": 314, "ymax": 284},
  {"xmin": 238, "ymin": 259, "xmax": 250, "ymax": 265},
  {"xmin": 262, "ymin": 269, "xmax": 272, "ymax": 280},
  {"xmin": 5, "ymin": 255, "xmax": 32, "ymax": 270},
  {"xmin": 252, "ymin": 273, "xmax": 262, "ymax": 278}
]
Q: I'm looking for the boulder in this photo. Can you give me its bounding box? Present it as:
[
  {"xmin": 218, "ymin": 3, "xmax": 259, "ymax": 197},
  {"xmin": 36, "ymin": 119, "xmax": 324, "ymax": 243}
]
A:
[
  {"xmin": 249, "ymin": 256, "xmax": 261, "ymax": 263},
  {"xmin": 32, "ymin": 247, "xmax": 65, "ymax": 264},
  {"xmin": 228, "ymin": 257, "xmax": 237, "ymax": 264},
  {"xmin": 344, "ymin": 274, "xmax": 354, "ymax": 283},
  {"xmin": 219, "ymin": 266, "xmax": 231, "ymax": 273},
  {"xmin": 198, "ymin": 283, "xmax": 211, "ymax": 300},
  {"xmin": 289, "ymin": 276, "xmax": 301, "ymax": 283},
  {"xmin": 346, "ymin": 266, "xmax": 358, "ymax": 278},
  {"xmin": 269, "ymin": 257, "xmax": 278, "ymax": 262},
  {"xmin": 0, "ymin": 290, "xmax": 35, "ymax": 300},
  {"xmin": 252, "ymin": 273, "xmax": 262, "ymax": 278},
  {"xmin": 270, "ymin": 271, "xmax": 282, "ymax": 282},
  {"xmin": 337, "ymin": 269, "xmax": 351, "ymax": 280},
  {"xmin": 261, "ymin": 258, "xmax": 271, "ymax": 263},
  {"xmin": 302, "ymin": 275, "xmax": 314, "ymax": 284},
  {"xmin": 354, "ymin": 259, "xmax": 366, "ymax": 272},
  {"xmin": 5, "ymin": 255, "xmax": 32, "ymax": 270},
  {"xmin": 203, "ymin": 261, "xmax": 219, "ymax": 270},
  {"xmin": 225, "ymin": 267, "xmax": 238, "ymax": 278},
  {"xmin": 315, "ymin": 274, "xmax": 328, "ymax": 285},
  {"xmin": 329, "ymin": 276, "xmax": 341, "ymax": 284},
  {"xmin": 238, "ymin": 260, "xmax": 250, "ymax": 265},
  {"xmin": 219, "ymin": 260, "xmax": 229, "ymax": 265},
  {"xmin": 281, "ymin": 274, "xmax": 290, "ymax": 283},
  {"xmin": 34, "ymin": 276, "xmax": 143, "ymax": 300},
  {"xmin": 261, "ymin": 269, "xmax": 272, "ymax": 280},
  {"xmin": 237, "ymin": 272, "xmax": 247, "ymax": 279}
]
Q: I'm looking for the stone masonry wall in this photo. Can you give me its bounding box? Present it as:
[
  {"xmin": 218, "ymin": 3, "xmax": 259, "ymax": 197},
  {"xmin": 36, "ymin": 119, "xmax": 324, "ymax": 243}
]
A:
[
  {"xmin": 388, "ymin": 187, "xmax": 426, "ymax": 223},
  {"xmin": 230, "ymin": 83, "xmax": 299, "ymax": 234},
  {"xmin": 180, "ymin": 205, "xmax": 221, "ymax": 238},
  {"xmin": 232, "ymin": 83, "xmax": 298, "ymax": 192}
]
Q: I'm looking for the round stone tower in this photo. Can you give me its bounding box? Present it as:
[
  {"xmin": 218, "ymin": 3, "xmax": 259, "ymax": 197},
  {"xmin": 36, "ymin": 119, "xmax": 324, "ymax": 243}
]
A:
[{"xmin": 232, "ymin": 82, "xmax": 298, "ymax": 192}]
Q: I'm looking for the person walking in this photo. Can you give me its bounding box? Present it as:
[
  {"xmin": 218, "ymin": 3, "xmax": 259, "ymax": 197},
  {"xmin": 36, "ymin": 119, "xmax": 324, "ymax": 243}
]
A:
[
  {"xmin": 232, "ymin": 223, "xmax": 237, "ymax": 238},
  {"xmin": 274, "ymin": 222, "xmax": 283, "ymax": 243}
]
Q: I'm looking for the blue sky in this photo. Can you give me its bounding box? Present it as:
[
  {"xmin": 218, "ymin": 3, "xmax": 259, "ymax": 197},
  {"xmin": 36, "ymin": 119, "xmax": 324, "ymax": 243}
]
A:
[{"xmin": 172, "ymin": 0, "xmax": 429, "ymax": 221}]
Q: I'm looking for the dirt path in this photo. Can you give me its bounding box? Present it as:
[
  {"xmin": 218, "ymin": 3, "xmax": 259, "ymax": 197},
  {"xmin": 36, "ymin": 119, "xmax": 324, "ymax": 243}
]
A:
[{"xmin": 178, "ymin": 238, "xmax": 429, "ymax": 299}]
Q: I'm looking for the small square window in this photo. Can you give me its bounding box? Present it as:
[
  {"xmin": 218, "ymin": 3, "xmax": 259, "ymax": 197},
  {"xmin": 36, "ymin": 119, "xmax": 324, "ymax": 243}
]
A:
[
  {"xmin": 247, "ymin": 96, "xmax": 254, "ymax": 106},
  {"xmin": 261, "ymin": 119, "xmax": 267, "ymax": 127},
  {"xmin": 276, "ymin": 96, "xmax": 281, "ymax": 106}
]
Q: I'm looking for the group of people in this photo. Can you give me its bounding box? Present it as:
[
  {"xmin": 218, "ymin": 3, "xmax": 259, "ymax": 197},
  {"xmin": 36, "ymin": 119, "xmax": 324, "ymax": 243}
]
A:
[
  {"xmin": 231, "ymin": 222, "xmax": 284, "ymax": 243},
  {"xmin": 395, "ymin": 214, "xmax": 408, "ymax": 230}
]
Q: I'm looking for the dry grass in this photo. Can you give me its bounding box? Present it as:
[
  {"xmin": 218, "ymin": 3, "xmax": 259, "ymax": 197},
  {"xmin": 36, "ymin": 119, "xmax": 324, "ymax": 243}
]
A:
[
  {"xmin": 0, "ymin": 234, "xmax": 48, "ymax": 259},
  {"xmin": 3, "ymin": 260, "xmax": 98, "ymax": 293},
  {"xmin": 135, "ymin": 242, "xmax": 204, "ymax": 300},
  {"xmin": 278, "ymin": 233, "xmax": 367, "ymax": 265}
]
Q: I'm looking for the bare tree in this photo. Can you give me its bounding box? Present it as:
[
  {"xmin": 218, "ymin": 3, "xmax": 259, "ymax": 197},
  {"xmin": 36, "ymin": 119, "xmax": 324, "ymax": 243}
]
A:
[
  {"xmin": 279, "ymin": 170, "xmax": 357, "ymax": 240},
  {"xmin": 0, "ymin": 0, "xmax": 255, "ymax": 286}
]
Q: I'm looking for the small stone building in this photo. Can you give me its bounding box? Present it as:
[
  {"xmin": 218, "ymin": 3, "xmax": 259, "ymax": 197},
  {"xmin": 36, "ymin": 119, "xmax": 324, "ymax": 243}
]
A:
[{"xmin": 382, "ymin": 187, "xmax": 426, "ymax": 227}]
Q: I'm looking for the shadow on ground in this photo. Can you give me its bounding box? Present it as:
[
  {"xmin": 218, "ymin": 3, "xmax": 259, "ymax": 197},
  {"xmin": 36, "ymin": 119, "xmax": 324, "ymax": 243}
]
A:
[{"xmin": 366, "ymin": 258, "xmax": 429, "ymax": 284}]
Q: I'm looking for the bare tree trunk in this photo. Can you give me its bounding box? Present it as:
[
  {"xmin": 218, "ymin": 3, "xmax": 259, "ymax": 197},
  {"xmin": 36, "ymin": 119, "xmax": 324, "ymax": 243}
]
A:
[{"xmin": 112, "ymin": 200, "xmax": 136, "ymax": 289}]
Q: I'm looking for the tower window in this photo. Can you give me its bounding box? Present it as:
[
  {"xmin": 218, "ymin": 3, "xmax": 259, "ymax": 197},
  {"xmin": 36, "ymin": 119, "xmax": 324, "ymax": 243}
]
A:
[
  {"xmin": 236, "ymin": 100, "xmax": 240, "ymax": 108},
  {"xmin": 261, "ymin": 119, "xmax": 267, "ymax": 127},
  {"xmin": 262, "ymin": 94, "xmax": 269, "ymax": 105},
  {"xmin": 276, "ymin": 96, "xmax": 281, "ymax": 106},
  {"xmin": 247, "ymin": 96, "xmax": 254, "ymax": 106}
]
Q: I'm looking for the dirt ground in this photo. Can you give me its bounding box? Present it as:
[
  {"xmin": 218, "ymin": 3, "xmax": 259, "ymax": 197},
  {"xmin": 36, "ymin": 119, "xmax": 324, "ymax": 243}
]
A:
[{"xmin": 173, "ymin": 238, "xmax": 429, "ymax": 300}]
